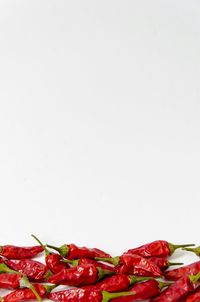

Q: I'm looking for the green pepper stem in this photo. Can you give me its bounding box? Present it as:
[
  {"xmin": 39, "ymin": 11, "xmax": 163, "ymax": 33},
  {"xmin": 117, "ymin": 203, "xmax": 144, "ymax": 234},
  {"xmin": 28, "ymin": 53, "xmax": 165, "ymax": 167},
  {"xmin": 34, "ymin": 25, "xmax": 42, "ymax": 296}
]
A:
[
  {"xmin": 168, "ymin": 243, "xmax": 195, "ymax": 255},
  {"xmin": 183, "ymin": 246, "xmax": 200, "ymax": 256},
  {"xmin": 0, "ymin": 263, "xmax": 17, "ymax": 274},
  {"xmin": 129, "ymin": 275, "xmax": 152, "ymax": 285},
  {"xmin": 43, "ymin": 284, "xmax": 58, "ymax": 293},
  {"xmin": 158, "ymin": 281, "xmax": 172, "ymax": 289},
  {"xmin": 61, "ymin": 259, "xmax": 79, "ymax": 266},
  {"xmin": 97, "ymin": 267, "xmax": 114, "ymax": 280},
  {"xmin": 31, "ymin": 234, "xmax": 49, "ymax": 256},
  {"xmin": 20, "ymin": 276, "xmax": 42, "ymax": 302},
  {"xmin": 95, "ymin": 256, "xmax": 120, "ymax": 266},
  {"xmin": 46, "ymin": 244, "xmax": 69, "ymax": 257},
  {"xmin": 168, "ymin": 262, "xmax": 183, "ymax": 267},
  {"xmin": 189, "ymin": 272, "xmax": 200, "ymax": 284},
  {"xmin": 102, "ymin": 290, "xmax": 135, "ymax": 302}
]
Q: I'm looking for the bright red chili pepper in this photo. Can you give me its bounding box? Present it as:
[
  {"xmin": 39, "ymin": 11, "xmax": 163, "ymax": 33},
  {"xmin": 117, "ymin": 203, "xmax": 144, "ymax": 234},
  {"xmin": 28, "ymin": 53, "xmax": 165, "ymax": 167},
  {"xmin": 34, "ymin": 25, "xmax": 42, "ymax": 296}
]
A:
[
  {"xmin": 1, "ymin": 283, "xmax": 56, "ymax": 301},
  {"xmin": 111, "ymin": 280, "xmax": 169, "ymax": 302},
  {"xmin": 47, "ymin": 243, "xmax": 111, "ymax": 259},
  {"xmin": 48, "ymin": 289, "xmax": 135, "ymax": 302},
  {"xmin": 48, "ymin": 263, "xmax": 113, "ymax": 286},
  {"xmin": 5, "ymin": 259, "xmax": 51, "ymax": 281},
  {"xmin": 149, "ymin": 257, "xmax": 183, "ymax": 271},
  {"xmin": 185, "ymin": 287, "xmax": 200, "ymax": 302},
  {"xmin": 165, "ymin": 261, "xmax": 200, "ymax": 281},
  {"xmin": 151, "ymin": 272, "xmax": 200, "ymax": 302},
  {"xmin": 96, "ymin": 254, "xmax": 162, "ymax": 277},
  {"xmin": 124, "ymin": 241, "xmax": 194, "ymax": 258},
  {"xmin": 0, "ymin": 245, "xmax": 43, "ymax": 259},
  {"xmin": 32, "ymin": 235, "xmax": 68, "ymax": 274},
  {"xmin": 63, "ymin": 257, "xmax": 116, "ymax": 272},
  {"xmin": 82, "ymin": 274, "xmax": 150, "ymax": 292}
]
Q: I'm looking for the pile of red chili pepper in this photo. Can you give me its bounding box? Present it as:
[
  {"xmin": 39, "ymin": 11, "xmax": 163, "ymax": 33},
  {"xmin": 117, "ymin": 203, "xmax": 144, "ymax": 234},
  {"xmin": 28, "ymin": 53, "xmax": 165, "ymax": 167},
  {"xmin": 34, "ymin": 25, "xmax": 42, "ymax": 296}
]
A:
[{"xmin": 1, "ymin": 237, "xmax": 200, "ymax": 302}]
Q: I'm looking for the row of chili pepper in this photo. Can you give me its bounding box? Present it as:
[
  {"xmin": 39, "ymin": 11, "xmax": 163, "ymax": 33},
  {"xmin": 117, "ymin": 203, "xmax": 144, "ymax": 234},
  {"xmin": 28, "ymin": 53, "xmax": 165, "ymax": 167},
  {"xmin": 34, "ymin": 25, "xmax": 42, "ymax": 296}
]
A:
[{"xmin": 1, "ymin": 237, "xmax": 200, "ymax": 301}]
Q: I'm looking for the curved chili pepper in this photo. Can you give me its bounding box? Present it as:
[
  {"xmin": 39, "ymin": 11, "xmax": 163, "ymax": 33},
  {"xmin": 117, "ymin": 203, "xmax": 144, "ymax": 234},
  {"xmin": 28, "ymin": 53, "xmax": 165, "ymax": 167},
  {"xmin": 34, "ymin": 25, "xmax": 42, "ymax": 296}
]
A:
[
  {"xmin": 48, "ymin": 289, "xmax": 135, "ymax": 302},
  {"xmin": 48, "ymin": 263, "xmax": 113, "ymax": 286},
  {"xmin": 63, "ymin": 258, "xmax": 116, "ymax": 272},
  {"xmin": 151, "ymin": 272, "xmax": 200, "ymax": 302},
  {"xmin": 185, "ymin": 287, "xmax": 200, "ymax": 302},
  {"xmin": 1, "ymin": 284, "xmax": 56, "ymax": 302},
  {"xmin": 47, "ymin": 243, "xmax": 111, "ymax": 259},
  {"xmin": 5, "ymin": 259, "xmax": 51, "ymax": 281},
  {"xmin": 165, "ymin": 261, "xmax": 200, "ymax": 281},
  {"xmin": 0, "ymin": 245, "xmax": 43, "ymax": 259},
  {"xmin": 31, "ymin": 235, "xmax": 68, "ymax": 274},
  {"xmin": 149, "ymin": 257, "xmax": 183, "ymax": 271},
  {"xmin": 111, "ymin": 280, "xmax": 169, "ymax": 302},
  {"xmin": 123, "ymin": 241, "xmax": 194, "ymax": 258},
  {"xmin": 82, "ymin": 274, "xmax": 151, "ymax": 292},
  {"xmin": 95, "ymin": 254, "xmax": 162, "ymax": 277}
]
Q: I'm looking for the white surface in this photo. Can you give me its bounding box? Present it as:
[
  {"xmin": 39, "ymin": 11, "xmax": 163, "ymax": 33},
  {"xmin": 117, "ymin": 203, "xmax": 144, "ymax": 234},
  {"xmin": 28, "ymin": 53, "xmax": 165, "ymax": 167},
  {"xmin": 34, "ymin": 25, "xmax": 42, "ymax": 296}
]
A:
[{"xmin": 0, "ymin": 0, "xmax": 200, "ymax": 266}]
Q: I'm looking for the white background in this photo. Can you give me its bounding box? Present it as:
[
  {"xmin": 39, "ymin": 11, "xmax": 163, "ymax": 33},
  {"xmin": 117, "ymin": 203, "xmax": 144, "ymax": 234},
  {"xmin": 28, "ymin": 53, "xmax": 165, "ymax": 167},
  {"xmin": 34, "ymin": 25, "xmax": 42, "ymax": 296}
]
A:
[{"xmin": 0, "ymin": 0, "xmax": 200, "ymax": 289}]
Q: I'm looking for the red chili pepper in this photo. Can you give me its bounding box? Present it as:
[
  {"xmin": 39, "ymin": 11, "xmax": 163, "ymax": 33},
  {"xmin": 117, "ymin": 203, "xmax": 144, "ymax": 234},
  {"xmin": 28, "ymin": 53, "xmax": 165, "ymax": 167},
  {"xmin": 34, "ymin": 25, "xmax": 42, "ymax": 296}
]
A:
[
  {"xmin": 111, "ymin": 280, "xmax": 169, "ymax": 302},
  {"xmin": 63, "ymin": 258, "xmax": 116, "ymax": 272},
  {"xmin": 5, "ymin": 259, "xmax": 50, "ymax": 281},
  {"xmin": 48, "ymin": 289, "xmax": 135, "ymax": 302},
  {"xmin": 83, "ymin": 274, "xmax": 151, "ymax": 292},
  {"xmin": 151, "ymin": 272, "xmax": 200, "ymax": 302},
  {"xmin": 95, "ymin": 254, "xmax": 162, "ymax": 277},
  {"xmin": 149, "ymin": 257, "xmax": 183, "ymax": 271},
  {"xmin": 123, "ymin": 241, "xmax": 194, "ymax": 258},
  {"xmin": 0, "ymin": 245, "xmax": 43, "ymax": 259},
  {"xmin": 185, "ymin": 287, "xmax": 200, "ymax": 302},
  {"xmin": 165, "ymin": 261, "xmax": 200, "ymax": 281},
  {"xmin": 47, "ymin": 243, "xmax": 111, "ymax": 259},
  {"xmin": 1, "ymin": 283, "xmax": 56, "ymax": 302},
  {"xmin": 48, "ymin": 263, "xmax": 113, "ymax": 286},
  {"xmin": 32, "ymin": 235, "xmax": 68, "ymax": 274}
]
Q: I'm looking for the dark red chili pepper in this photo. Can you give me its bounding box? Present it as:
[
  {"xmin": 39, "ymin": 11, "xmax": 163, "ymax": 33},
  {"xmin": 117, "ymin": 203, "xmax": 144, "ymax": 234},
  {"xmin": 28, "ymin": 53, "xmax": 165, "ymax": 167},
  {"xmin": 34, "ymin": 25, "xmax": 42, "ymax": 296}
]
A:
[
  {"xmin": 5, "ymin": 259, "xmax": 50, "ymax": 281},
  {"xmin": 183, "ymin": 246, "xmax": 200, "ymax": 256},
  {"xmin": 151, "ymin": 272, "xmax": 200, "ymax": 302},
  {"xmin": 95, "ymin": 254, "xmax": 162, "ymax": 277},
  {"xmin": 149, "ymin": 257, "xmax": 183, "ymax": 271},
  {"xmin": 0, "ymin": 245, "xmax": 43, "ymax": 259},
  {"xmin": 48, "ymin": 263, "xmax": 113, "ymax": 286},
  {"xmin": 111, "ymin": 280, "xmax": 169, "ymax": 302},
  {"xmin": 48, "ymin": 288, "xmax": 135, "ymax": 302},
  {"xmin": 83, "ymin": 274, "xmax": 150, "ymax": 292},
  {"xmin": 185, "ymin": 287, "xmax": 200, "ymax": 302},
  {"xmin": 47, "ymin": 242, "xmax": 111, "ymax": 259},
  {"xmin": 63, "ymin": 258, "xmax": 116, "ymax": 272},
  {"xmin": 165, "ymin": 261, "xmax": 200, "ymax": 281},
  {"xmin": 32, "ymin": 235, "xmax": 68, "ymax": 274},
  {"xmin": 124, "ymin": 241, "xmax": 194, "ymax": 258},
  {"xmin": 1, "ymin": 284, "xmax": 56, "ymax": 302}
]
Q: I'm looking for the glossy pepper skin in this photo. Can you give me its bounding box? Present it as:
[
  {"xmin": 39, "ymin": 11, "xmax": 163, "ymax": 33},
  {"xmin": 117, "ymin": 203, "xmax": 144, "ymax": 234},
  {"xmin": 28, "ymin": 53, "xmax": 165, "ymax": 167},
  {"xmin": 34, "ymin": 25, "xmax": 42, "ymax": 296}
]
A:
[
  {"xmin": 63, "ymin": 258, "xmax": 116, "ymax": 273},
  {"xmin": 111, "ymin": 280, "xmax": 168, "ymax": 302},
  {"xmin": 0, "ymin": 245, "xmax": 43, "ymax": 259},
  {"xmin": 124, "ymin": 241, "xmax": 194, "ymax": 258},
  {"xmin": 185, "ymin": 287, "xmax": 200, "ymax": 302},
  {"xmin": 151, "ymin": 272, "xmax": 200, "ymax": 302},
  {"xmin": 96, "ymin": 254, "xmax": 162, "ymax": 277},
  {"xmin": 48, "ymin": 263, "xmax": 113, "ymax": 286},
  {"xmin": 5, "ymin": 259, "xmax": 50, "ymax": 281},
  {"xmin": 149, "ymin": 257, "xmax": 183, "ymax": 271},
  {"xmin": 1, "ymin": 284, "xmax": 55, "ymax": 301},
  {"xmin": 83, "ymin": 274, "xmax": 150, "ymax": 292},
  {"xmin": 47, "ymin": 243, "xmax": 111, "ymax": 259},
  {"xmin": 165, "ymin": 261, "xmax": 200, "ymax": 281},
  {"xmin": 48, "ymin": 289, "xmax": 135, "ymax": 302}
]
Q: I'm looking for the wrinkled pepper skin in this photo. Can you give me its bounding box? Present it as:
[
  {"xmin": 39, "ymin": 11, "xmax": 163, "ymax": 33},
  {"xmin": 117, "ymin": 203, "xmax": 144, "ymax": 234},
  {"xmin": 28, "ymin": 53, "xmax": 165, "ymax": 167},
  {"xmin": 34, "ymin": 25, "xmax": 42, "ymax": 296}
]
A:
[
  {"xmin": 78, "ymin": 258, "xmax": 116, "ymax": 273},
  {"xmin": 165, "ymin": 261, "xmax": 200, "ymax": 281},
  {"xmin": 1, "ymin": 284, "xmax": 47, "ymax": 301},
  {"xmin": 124, "ymin": 241, "xmax": 193, "ymax": 258},
  {"xmin": 48, "ymin": 264, "xmax": 107, "ymax": 286},
  {"xmin": 0, "ymin": 273, "xmax": 23, "ymax": 289},
  {"xmin": 151, "ymin": 275, "xmax": 196, "ymax": 302},
  {"xmin": 5, "ymin": 259, "xmax": 49, "ymax": 281},
  {"xmin": 48, "ymin": 288, "xmax": 103, "ymax": 302},
  {"xmin": 46, "ymin": 253, "xmax": 68, "ymax": 274},
  {"xmin": 117, "ymin": 254, "xmax": 162, "ymax": 277},
  {"xmin": 110, "ymin": 280, "xmax": 162, "ymax": 302},
  {"xmin": 0, "ymin": 245, "xmax": 43, "ymax": 259},
  {"xmin": 67, "ymin": 244, "xmax": 111, "ymax": 260},
  {"xmin": 185, "ymin": 288, "xmax": 200, "ymax": 302}
]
